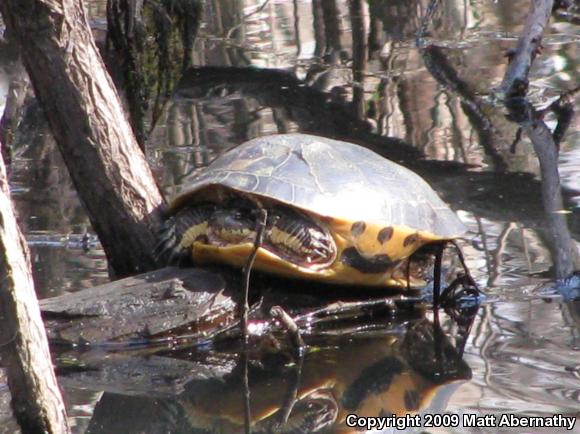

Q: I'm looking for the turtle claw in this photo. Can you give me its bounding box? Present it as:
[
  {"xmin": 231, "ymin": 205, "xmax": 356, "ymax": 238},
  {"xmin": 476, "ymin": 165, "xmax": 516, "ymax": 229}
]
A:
[{"xmin": 439, "ymin": 273, "xmax": 483, "ymax": 321}]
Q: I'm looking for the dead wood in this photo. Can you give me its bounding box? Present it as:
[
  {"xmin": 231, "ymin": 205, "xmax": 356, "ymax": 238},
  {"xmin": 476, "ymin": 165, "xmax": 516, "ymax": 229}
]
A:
[
  {"xmin": 0, "ymin": 142, "xmax": 70, "ymax": 434},
  {"xmin": 497, "ymin": 0, "xmax": 555, "ymax": 98},
  {"xmin": 506, "ymin": 98, "xmax": 580, "ymax": 277},
  {"xmin": 39, "ymin": 264, "xmax": 432, "ymax": 347},
  {"xmin": 42, "ymin": 267, "xmax": 237, "ymax": 345},
  {"xmin": 0, "ymin": 0, "xmax": 166, "ymax": 278}
]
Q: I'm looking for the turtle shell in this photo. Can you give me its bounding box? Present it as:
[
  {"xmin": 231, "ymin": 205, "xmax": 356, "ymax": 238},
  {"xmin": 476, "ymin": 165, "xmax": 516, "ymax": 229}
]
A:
[
  {"xmin": 167, "ymin": 134, "xmax": 465, "ymax": 287},
  {"xmin": 172, "ymin": 134, "xmax": 464, "ymax": 236}
]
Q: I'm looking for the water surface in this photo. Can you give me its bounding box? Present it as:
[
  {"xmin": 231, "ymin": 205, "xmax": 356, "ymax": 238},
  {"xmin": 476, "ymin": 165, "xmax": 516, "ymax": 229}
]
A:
[{"xmin": 1, "ymin": 0, "xmax": 579, "ymax": 432}]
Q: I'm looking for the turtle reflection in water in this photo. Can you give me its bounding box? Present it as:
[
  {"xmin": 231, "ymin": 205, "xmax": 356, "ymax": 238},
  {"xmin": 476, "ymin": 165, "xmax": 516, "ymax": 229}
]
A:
[
  {"xmin": 174, "ymin": 319, "xmax": 471, "ymax": 434},
  {"xmin": 157, "ymin": 134, "xmax": 467, "ymax": 290}
]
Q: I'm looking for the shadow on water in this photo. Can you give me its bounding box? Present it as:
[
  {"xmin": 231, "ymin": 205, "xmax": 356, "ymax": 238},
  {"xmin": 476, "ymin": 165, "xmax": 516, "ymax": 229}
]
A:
[{"xmin": 1, "ymin": 0, "xmax": 580, "ymax": 432}]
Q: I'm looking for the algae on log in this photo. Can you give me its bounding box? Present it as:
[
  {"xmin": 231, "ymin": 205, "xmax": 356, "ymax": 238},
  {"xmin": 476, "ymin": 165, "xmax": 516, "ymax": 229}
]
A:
[
  {"xmin": 0, "ymin": 142, "xmax": 70, "ymax": 434},
  {"xmin": 106, "ymin": 0, "xmax": 203, "ymax": 147},
  {"xmin": 0, "ymin": 0, "xmax": 166, "ymax": 277}
]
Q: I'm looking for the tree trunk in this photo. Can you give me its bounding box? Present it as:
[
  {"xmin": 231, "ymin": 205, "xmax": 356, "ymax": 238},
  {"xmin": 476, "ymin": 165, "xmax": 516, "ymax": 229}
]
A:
[
  {"xmin": 0, "ymin": 59, "xmax": 29, "ymax": 168},
  {"xmin": 0, "ymin": 141, "xmax": 70, "ymax": 434},
  {"xmin": 0, "ymin": 0, "xmax": 166, "ymax": 277},
  {"xmin": 106, "ymin": 0, "xmax": 202, "ymax": 147}
]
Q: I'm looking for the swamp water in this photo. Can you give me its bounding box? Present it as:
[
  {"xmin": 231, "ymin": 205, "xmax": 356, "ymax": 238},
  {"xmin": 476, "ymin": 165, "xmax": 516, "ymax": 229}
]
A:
[{"xmin": 1, "ymin": 0, "xmax": 579, "ymax": 433}]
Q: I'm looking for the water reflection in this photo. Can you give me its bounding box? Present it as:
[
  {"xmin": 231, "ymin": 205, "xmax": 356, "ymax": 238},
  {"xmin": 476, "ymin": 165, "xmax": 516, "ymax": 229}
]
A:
[
  {"xmin": 146, "ymin": 0, "xmax": 579, "ymax": 428},
  {"xmin": 56, "ymin": 313, "xmax": 472, "ymax": 434},
  {"xmin": 466, "ymin": 299, "xmax": 580, "ymax": 416},
  {"xmin": 0, "ymin": 0, "xmax": 579, "ymax": 431}
]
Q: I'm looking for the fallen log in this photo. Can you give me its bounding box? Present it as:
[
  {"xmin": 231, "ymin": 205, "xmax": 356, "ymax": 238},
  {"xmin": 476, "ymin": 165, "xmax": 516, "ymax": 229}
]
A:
[
  {"xmin": 41, "ymin": 267, "xmax": 237, "ymax": 345},
  {"xmin": 40, "ymin": 265, "xmax": 433, "ymax": 347}
]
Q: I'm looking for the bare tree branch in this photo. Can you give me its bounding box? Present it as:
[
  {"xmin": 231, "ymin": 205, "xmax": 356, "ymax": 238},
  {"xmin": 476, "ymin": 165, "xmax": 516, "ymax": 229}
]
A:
[{"xmin": 497, "ymin": 0, "xmax": 554, "ymax": 98}]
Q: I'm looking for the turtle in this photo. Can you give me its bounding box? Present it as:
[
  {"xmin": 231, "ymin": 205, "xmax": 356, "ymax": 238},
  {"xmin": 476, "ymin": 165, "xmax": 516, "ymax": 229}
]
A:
[{"xmin": 156, "ymin": 134, "xmax": 466, "ymax": 289}]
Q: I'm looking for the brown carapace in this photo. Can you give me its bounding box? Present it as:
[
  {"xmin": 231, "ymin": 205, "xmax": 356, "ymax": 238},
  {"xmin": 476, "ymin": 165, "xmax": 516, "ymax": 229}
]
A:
[{"xmin": 156, "ymin": 134, "xmax": 465, "ymax": 289}]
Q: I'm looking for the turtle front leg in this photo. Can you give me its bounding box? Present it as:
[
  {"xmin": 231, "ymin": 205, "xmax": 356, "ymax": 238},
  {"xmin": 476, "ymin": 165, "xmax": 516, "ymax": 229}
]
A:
[{"xmin": 154, "ymin": 204, "xmax": 215, "ymax": 265}]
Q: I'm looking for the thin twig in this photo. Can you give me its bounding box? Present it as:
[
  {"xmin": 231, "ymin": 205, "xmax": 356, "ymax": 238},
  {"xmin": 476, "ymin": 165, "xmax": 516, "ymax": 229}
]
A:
[
  {"xmin": 270, "ymin": 305, "xmax": 305, "ymax": 351},
  {"xmin": 241, "ymin": 208, "xmax": 268, "ymax": 434},
  {"xmin": 241, "ymin": 346, "xmax": 252, "ymax": 434},
  {"xmin": 433, "ymin": 245, "xmax": 443, "ymax": 307},
  {"xmin": 275, "ymin": 350, "xmax": 304, "ymax": 428},
  {"xmin": 241, "ymin": 209, "xmax": 268, "ymax": 339}
]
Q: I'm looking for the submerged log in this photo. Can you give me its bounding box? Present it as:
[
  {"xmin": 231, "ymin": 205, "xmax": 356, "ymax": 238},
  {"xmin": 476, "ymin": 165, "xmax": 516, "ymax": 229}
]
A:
[{"xmin": 0, "ymin": 142, "xmax": 70, "ymax": 434}]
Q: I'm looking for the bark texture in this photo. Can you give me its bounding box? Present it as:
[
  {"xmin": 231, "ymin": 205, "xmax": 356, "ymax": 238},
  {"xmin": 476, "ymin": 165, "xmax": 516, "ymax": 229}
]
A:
[
  {"xmin": 0, "ymin": 0, "xmax": 166, "ymax": 277},
  {"xmin": 498, "ymin": 0, "xmax": 554, "ymax": 97},
  {"xmin": 522, "ymin": 111, "xmax": 580, "ymax": 277},
  {"xmin": 106, "ymin": 0, "xmax": 202, "ymax": 147},
  {"xmin": 0, "ymin": 60, "xmax": 29, "ymax": 167},
  {"xmin": 0, "ymin": 142, "xmax": 70, "ymax": 433}
]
